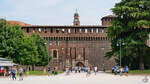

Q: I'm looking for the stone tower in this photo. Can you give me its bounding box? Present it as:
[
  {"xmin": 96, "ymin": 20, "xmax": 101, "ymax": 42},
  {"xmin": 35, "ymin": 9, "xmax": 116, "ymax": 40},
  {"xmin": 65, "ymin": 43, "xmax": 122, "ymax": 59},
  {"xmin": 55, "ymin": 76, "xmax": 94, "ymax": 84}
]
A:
[
  {"xmin": 101, "ymin": 15, "xmax": 116, "ymax": 26},
  {"xmin": 73, "ymin": 10, "xmax": 80, "ymax": 26}
]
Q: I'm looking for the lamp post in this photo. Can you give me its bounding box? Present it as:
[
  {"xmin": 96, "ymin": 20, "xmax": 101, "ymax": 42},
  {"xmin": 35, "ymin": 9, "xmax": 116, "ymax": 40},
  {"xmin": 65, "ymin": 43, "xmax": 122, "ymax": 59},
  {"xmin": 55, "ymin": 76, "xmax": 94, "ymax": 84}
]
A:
[{"xmin": 117, "ymin": 38, "xmax": 125, "ymax": 67}]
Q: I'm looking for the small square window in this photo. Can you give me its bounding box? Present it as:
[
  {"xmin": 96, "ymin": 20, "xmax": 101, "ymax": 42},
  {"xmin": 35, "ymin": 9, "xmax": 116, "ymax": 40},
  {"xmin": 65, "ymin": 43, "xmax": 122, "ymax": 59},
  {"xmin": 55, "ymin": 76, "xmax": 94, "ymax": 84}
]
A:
[
  {"xmin": 50, "ymin": 28, "xmax": 53, "ymax": 33},
  {"xmin": 85, "ymin": 29, "xmax": 88, "ymax": 33},
  {"xmin": 56, "ymin": 28, "xmax": 59, "ymax": 33},
  {"xmin": 56, "ymin": 41, "xmax": 59, "ymax": 46},
  {"xmin": 68, "ymin": 29, "xmax": 71, "ymax": 33},
  {"xmin": 62, "ymin": 29, "xmax": 65, "ymax": 33},
  {"xmin": 79, "ymin": 29, "xmax": 82, "ymax": 32},
  {"xmin": 96, "ymin": 29, "xmax": 99, "ymax": 33},
  {"xmin": 102, "ymin": 29, "xmax": 104, "ymax": 33},
  {"xmin": 44, "ymin": 28, "xmax": 47, "ymax": 33},
  {"xmin": 91, "ymin": 29, "xmax": 94, "ymax": 33}
]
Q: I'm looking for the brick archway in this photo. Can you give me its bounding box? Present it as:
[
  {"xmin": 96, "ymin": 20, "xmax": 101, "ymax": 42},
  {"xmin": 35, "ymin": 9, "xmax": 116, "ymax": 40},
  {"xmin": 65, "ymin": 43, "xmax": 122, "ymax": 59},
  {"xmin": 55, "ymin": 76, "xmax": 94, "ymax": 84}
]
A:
[{"xmin": 75, "ymin": 62, "xmax": 85, "ymax": 67}]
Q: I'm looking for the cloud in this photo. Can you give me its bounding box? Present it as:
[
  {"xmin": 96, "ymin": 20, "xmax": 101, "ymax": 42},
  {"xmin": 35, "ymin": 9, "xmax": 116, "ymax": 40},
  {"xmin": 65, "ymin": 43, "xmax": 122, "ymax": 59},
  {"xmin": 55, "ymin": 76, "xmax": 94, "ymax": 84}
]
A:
[{"xmin": 0, "ymin": 0, "xmax": 121, "ymax": 25}]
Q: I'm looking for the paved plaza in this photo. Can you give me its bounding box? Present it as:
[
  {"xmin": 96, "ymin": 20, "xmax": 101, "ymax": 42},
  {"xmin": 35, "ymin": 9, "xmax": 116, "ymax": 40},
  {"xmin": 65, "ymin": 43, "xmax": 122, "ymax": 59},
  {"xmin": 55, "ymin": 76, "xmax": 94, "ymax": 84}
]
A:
[{"xmin": 0, "ymin": 72, "xmax": 149, "ymax": 84}]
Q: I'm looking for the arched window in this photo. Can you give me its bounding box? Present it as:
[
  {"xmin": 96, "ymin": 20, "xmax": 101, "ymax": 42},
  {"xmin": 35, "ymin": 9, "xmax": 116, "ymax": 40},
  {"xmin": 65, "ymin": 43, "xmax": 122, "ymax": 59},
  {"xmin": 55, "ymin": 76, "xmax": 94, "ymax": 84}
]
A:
[{"xmin": 53, "ymin": 50, "xmax": 57, "ymax": 58}]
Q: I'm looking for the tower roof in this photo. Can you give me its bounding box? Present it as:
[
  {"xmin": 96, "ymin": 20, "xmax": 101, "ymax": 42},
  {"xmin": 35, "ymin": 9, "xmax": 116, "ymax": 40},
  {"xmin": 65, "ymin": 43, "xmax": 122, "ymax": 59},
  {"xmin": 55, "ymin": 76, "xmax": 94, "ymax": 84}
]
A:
[
  {"xmin": 74, "ymin": 9, "xmax": 79, "ymax": 17},
  {"xmin": 74, "ymin": 13, "xmax": 79, "ymax": 16},
  {"xmin": 101, "ymin": 15, "xmax": 116, "ymax": 20},
  {"xmin": 73, "ymin": 10, "xmax": 80, "ymax": 26}
]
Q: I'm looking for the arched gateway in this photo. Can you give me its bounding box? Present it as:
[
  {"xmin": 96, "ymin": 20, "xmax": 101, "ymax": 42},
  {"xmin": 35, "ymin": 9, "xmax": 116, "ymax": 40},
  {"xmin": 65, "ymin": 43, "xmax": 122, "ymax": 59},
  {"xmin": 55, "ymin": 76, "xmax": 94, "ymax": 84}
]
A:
[{"xmin": 76, "ymin": 62, "xmax": 85, "ymax": 67}]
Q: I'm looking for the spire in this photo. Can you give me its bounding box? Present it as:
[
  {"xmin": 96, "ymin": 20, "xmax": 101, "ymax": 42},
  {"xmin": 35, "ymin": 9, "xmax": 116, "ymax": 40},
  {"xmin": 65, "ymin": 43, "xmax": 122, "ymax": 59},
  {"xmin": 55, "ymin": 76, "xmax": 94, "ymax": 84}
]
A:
[
  {"xmin": 75, "ymin": 9, "xmax": 78, "ymax": 14},
  {"xmin": 73, "ymin": 9, "xmax": 80, "ymax": 26}
]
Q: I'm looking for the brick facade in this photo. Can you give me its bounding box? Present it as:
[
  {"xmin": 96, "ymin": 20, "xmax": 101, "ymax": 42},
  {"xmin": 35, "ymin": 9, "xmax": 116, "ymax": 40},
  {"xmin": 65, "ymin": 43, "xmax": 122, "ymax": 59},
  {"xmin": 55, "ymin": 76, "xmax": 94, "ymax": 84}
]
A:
[{"xmin": 20, "ymin": 13, "xmax": 116, "ymax": 70}]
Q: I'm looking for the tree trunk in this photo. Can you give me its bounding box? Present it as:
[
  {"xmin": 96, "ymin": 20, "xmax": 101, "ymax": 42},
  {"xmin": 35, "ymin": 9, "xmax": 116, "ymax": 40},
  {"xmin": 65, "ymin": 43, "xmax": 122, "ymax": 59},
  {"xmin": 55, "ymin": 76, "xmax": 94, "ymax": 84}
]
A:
[
  {"xmin": 32, "ymin": 65, "xmax": 35, "ymax": 71},
  {"xmin": 139, "ymin": 48, "xmax": 144, "ymax": 70}
]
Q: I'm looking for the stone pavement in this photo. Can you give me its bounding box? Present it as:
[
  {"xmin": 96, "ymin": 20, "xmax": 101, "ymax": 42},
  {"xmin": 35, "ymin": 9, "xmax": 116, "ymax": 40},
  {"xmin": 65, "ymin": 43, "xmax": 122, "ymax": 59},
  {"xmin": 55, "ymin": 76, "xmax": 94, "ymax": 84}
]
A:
[{"xmin": 0, "ymin": 72, "xmax": 149, "ymax": 84}]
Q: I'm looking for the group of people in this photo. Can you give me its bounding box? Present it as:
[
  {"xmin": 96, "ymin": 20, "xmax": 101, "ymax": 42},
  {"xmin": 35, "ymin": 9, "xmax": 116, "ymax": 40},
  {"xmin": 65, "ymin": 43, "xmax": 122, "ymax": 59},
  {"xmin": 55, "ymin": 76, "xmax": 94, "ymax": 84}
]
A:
[
  {"xmin": 8, "ymin": 66, "xmax": 24, "ymax": 80},
  {"xmin": 51, "ymin": 67, "xmax": 58, "ymax": 76},
  {"xmin": 65, "ymin": 66, "xmax": 98, "ymax": 77},
  {"xmin": 48, "ymin": 67, "xmax": 58, "ymax": 76},
  {"xmin": 112, "ymin": 66, "xmax": 129, "ymax": 76}
]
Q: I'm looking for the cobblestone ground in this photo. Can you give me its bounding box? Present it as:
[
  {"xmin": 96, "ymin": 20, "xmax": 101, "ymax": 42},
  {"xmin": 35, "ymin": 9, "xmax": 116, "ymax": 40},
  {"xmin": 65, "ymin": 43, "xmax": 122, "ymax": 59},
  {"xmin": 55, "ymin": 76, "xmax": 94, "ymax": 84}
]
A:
[{"xmin": 0, "ymin": 72, "xmax": 149, "ymax": 84}]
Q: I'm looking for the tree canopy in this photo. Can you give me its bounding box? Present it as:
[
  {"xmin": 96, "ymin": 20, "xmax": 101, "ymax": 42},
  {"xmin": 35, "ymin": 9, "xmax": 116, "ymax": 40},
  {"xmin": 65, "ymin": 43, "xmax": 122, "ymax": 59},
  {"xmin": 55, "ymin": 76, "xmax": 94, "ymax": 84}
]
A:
[
  {"xmin": 106, "ymin": 0, "xmax": 150, "ymax": 70},
  {"xmin": 0, "ymin": 19, "xmax": 50, "ymax": 66},
  {"xmin": 31, "ymin": 34, "xmax": 51, "ymax": 66}
]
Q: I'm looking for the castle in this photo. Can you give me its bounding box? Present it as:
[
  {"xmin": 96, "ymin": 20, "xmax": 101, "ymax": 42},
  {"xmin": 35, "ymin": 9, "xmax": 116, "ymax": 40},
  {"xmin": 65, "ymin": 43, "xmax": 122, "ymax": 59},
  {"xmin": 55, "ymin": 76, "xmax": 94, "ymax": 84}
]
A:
[{"xmin": 8, "ymin": 12, "xmax": 116, "ymax": 70}]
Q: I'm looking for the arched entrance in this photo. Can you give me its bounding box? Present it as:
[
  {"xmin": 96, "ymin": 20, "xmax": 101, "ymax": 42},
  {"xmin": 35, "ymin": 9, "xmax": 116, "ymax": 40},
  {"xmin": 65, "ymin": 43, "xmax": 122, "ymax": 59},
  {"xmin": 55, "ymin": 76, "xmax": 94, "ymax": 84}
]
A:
[{"xmin": 76, "ymin": 62, "xmax": 85, "ymax": 67}]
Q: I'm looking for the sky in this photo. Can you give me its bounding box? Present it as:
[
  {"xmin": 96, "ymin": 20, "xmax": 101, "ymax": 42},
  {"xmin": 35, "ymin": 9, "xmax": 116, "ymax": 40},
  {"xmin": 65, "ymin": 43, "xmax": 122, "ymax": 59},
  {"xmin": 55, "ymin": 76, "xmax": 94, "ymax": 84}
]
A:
[{"xmin": 0, "ymin": 0, "xmax": 121, "ymax": 25}]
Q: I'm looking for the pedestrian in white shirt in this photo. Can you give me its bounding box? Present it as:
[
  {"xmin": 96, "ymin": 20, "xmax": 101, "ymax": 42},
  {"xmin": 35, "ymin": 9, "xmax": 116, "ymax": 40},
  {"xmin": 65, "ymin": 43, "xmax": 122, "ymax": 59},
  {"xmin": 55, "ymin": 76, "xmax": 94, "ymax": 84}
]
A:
[{"xmin": 94, "ymin": 66, "xmax": 98, "ymax": 75}]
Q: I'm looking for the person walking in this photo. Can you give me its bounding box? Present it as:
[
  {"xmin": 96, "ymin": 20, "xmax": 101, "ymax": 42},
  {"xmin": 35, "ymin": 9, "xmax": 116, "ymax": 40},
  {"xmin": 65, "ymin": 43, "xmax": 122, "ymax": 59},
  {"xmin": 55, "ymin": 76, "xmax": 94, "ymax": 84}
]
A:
[
  {"xmin": 66, "ymin": 67, "xmax": 70, "ymax": 75},
  {"xmin": 94, "ymin": 66, "xmax": 98, "ymax": 75},
  {"xmin": 8, "ymin": 68, "xmax": 12, "ymax": 78},
  {"xmin": 11, "ymin": 67, "xmax": 16, "ymax": 80},
  {"xmin": 86, "ymin": 66, "xmax": 91, "ymax": 77},
  {"xmin": 75, "ymin": 66, "xmax": 78, "ymax": 73},
  {"xmin": 18, "ymin": 67, "xmax": 23, "ymax": 80},
  {"xmin": 120, "ymin": 67, "xmax": 124, "ymax": 76},
  {"xmin": 114, "ymin": 66, "xmax": 117, "ymax": 75},
  {"xmin": 125, "ymin": 66, "xmax": 129, "ymax": 76},
  {"xmin": 48, "ymin": 67, "xmax": 50, "ymax": 76},
  {"xmin": 53, "ymin": 67, "xmax": 56, "ymax": 75},
  {"xmin": 112, "ymin": 66, "xmax": 115, "ymax": 73},
  {"xmin": 77, "ymin": 66, "xmax": 81, "ymax": 73}
]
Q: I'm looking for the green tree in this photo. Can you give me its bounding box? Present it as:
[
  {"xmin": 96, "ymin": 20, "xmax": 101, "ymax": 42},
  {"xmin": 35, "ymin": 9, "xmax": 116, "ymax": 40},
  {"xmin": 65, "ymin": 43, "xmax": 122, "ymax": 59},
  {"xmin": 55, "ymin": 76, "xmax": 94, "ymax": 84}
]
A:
[
  {"xmin": 31, "ymin": 34, "xmax": 50, "ymax": 66},
  {"xmin": 106, "ymin": 0, "xmax": 150, "ymax": 70},
  {"xmin": 17, "ymin": 36, "xmax": 39, "ymax": 65},
  {"xmin": 0, "ymin": 19, "xmax": 39, "ymax": 65}
]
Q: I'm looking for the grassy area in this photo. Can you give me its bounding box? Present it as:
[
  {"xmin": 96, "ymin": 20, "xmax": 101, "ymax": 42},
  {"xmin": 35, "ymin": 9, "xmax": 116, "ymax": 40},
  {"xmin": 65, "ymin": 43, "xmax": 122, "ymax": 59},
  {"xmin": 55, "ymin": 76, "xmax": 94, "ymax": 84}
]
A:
[
  {"xmin": 26, "ymin": 71, "xmax": 64, "ymax": 76},
  {"xmin": 129, "ymin": 70, "xmax": 150, "ymax": 74}
]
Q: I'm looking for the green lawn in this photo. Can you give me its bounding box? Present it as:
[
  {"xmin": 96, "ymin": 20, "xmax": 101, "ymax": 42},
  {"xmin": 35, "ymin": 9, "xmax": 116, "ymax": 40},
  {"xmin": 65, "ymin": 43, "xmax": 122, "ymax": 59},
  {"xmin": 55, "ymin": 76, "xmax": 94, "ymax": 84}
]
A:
[
  {"xmin": 25, "ymin": 71, "xmax": 64, "ymax": 76},
  {"xmin": 129, "ymin": 70, "xmax": 150, "ymax": 74}
]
